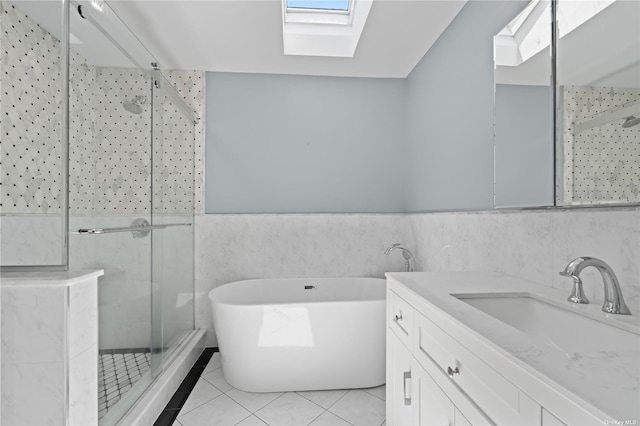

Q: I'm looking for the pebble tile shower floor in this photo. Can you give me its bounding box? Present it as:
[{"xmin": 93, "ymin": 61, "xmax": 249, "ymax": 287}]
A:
[
  {"xmin": 157, "ymin": 351, "xmax": 386, "ymax": 426},
  {"xmin": 98, "ymin": 351, "xmax": 151, "ymax": 419}
]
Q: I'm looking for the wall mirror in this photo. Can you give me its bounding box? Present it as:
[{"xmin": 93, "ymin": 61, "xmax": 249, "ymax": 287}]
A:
[
  {"xmin": 555, "ymin": 0, "xmax": 640, "ymax": 206},
  {"xmin": 493, "ymin": 0, "xmax": 554, "ymax": 209},
  {"xmin": 494, "ymin": 0, "xmax": 640, "ymax": 209}
]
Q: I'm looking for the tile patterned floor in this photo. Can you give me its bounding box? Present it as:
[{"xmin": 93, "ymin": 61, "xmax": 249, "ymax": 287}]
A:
[
  {"xmin": 173, "ymin": 352, "xmax": 386, "ymax": 426},
  {"xmin": 98, "ymin": 351, "xmax": 151, "ymax": 420}
]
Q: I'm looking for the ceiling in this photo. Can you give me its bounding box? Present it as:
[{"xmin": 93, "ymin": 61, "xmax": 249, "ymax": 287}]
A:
[{"xmin": 107, "ymin": 0, "xmax": 467, "ymax": 78}]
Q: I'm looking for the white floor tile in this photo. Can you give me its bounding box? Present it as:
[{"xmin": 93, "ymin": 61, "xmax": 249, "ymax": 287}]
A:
[
  {"xmin": 309, "ymin": 411, "xmax": 354, "ymax": 426},
  {"xmin": 328, "ymin": 390, "xmax": 385, "ymax": 426},
  {"xmin": 255, "ymin": 393, "xmax": 324, "ymax": 426},
  {"xmin": 236, "ymin": 415, "xmax": 269, "ymax": 426},
  {"xmin": 202, "ymin": 368, "xmax": 233, "ymax": 393},
  {"xmin": 296, "ymin": 389, "xmax": 349, "ymax": 409},
  {"xmin": 362, "ymin": 385, "xmax": 385, "ymax": 401},
  {"xmin": 180, "ymin": 378, "xmax": 223, "ymax": 415},
  {"xmin": 226, "ymin": 388, "xmax": 284, "ymax": 413},
  {"xmin": 204, "ymin": 353, "xmax": 222, "ymax": 374},
  {"xmin": 178, "ymin": 394, "xmax": 251, "ymax": 426}
]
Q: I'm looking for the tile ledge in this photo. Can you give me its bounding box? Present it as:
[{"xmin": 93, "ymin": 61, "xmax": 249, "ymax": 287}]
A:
[{"xmin": 0, "ymin": 269, "xmax": 104, "ymax": 287}]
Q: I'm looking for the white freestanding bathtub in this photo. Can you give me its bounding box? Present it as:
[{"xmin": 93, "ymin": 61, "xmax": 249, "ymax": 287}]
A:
[{"xmin": 209, "ymin": 277, "xmax": 386, "ymax": 392}]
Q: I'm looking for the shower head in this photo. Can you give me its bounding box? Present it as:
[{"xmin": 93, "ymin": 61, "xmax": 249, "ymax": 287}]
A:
[
  {"xmin": 622, "ymin": 115, "xmax": 640, "ymax": 128},
  {"xmin": 122, "ymin": 95, "xmax": 146, "ymax": 115}
]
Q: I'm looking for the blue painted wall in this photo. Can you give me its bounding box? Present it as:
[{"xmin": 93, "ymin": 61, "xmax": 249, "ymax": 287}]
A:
[
  {"xmin": 205, "ymin": 72, "xmax": 407, "ymax": 213},
  {"xmin": 205, "ymin": 1, "xmax": 535, "ymax": 213},
  {"xmin": 405, "ymin": 0, "xmax": 528, "ymax": 212}
]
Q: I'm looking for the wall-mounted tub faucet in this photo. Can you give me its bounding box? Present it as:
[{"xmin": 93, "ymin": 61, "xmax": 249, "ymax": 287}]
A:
[
  {"xmin": 559, "ymin": 257, "xmax": 631, "ymax": 315},
  {"xmin": 384, "ymin": 243, "xmax": 415, "ymax": 272}
]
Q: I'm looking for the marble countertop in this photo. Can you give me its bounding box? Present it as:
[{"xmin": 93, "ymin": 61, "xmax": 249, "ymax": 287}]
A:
[
  {"xmin": 386, "ymin": 271, "xmax": 640, "ymax": 424},
  {"xmin": 1, "ymin": 269, "xmax": 104, "ymax": 287}
]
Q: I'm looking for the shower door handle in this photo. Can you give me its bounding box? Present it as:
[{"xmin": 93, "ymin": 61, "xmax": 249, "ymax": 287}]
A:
[{"xmin": 76, "ymin": 218, "xmax": 191, "ymax": 238}]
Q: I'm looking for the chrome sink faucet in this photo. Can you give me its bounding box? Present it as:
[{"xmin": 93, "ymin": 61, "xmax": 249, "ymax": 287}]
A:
[
  {"xmin": 384, "ymin": 243, "xmax": 415, "ymax": 272},
  {"xmin": 559, "ymin": 257, "xmax": 631, "ymax": 315}
]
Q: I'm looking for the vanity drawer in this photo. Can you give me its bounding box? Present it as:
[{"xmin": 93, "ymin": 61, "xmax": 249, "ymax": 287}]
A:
[
  {"xmin": 389, "ymin": 291, "xmax": 414, "ymax": 350},
  {"xmin": 413, "ymin": 311, "xmax": 541, "ymax": 426}
]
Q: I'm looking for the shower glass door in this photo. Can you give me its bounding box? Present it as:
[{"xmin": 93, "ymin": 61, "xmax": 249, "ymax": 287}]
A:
[
  {"xmin": 150, "ymin": 72, "xmax": 196, "ymax": 371},
  {"xmin": 67, "ymin": 9, "xmax": 157, "ymax": 421},
  {"xmin": 66, "ymin": 2, "xmax": 195, "ymax": 424}
]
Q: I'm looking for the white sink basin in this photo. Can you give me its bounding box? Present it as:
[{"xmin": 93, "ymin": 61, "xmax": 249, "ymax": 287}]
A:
[{"xmin": 455, "ymin": 293, "xmax": 640, "ymax": 354}]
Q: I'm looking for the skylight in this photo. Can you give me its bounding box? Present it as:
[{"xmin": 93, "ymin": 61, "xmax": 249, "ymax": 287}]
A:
[
  {"xmin": 286, "ymin": 0, "xmax": 350, "ymax": 12},
  {"xmin": 495, "ymin": 0, "xmax": 615, "ymax": 67},
  {"xmin": 281, "ymin": 0, "xmax": 373, "ymax": 57}
]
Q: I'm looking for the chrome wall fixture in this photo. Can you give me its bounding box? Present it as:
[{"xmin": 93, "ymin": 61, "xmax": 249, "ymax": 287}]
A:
[
  {"xmin": 76, "ymin": 218, "xmax": 192, "ymax": 238},
  {"xmin": 122, "ymin": 95, "xmax": 147, "ymax": 114},
  {"xmin": 622, "ymin": 115, "xmax": 640, "ymax": 128}
]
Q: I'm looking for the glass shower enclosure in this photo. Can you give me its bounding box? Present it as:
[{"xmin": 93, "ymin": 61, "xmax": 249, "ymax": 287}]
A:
[{"xmin": 1, "ymin": 0, "xmax": 197, "ymax": 424}]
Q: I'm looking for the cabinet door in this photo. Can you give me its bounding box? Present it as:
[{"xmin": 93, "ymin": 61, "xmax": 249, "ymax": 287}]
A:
[
  {"xmin": 388, "ymin": 333, "xmax": 414, "ymax": 426},
  {"xmin": 414, "ymin": 365, "xmax": 455, "ymax": 426}
]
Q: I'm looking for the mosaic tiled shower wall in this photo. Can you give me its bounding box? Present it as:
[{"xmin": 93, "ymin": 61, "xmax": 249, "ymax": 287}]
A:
[
  {"xmin": 1, "ymin": 3, "xmax": 205, "ymax": 218},
  {"xmin": 1, "ymin": 2, "xmax": 65, "ymax": 214},
  {"xmin": 561, "ymin": 86, "xmax": 640, "ymax": 204}
]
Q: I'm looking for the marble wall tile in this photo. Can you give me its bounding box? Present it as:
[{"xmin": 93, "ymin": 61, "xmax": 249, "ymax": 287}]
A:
[
  {"xmin": 1, "ymin": 3, "xmax": 64, "ymax": 216},
  {"xmin": 491, "ymin": 211, "xmax": 555, "ymax": 285},
  {"xmin": 409, "ymin": 208, "xmax": 639, "ymax": 314},
  {"xmin": 1, "ymin": 362, "xmax": 65, "ymax": 426},
  {"xmin": 165, "ymin": 70, "xmax": 206, "ymax": 214},
  {"xmin": 561, "ymin": 86, "xmax": 640, "ymax": 204},
  {"xmin": 1, "ymin": 286, "xmax": 65, "ymax": 364},
  {"xmin": 68, "ymin": 279, "xmax": 98, "ymax": 358},
  {"xmin": 550, "ymin": 208, "xmax": 640, "ymax": 312},
  {"xmin": 195, "ymin": 209, "xmax": 638, "ymax": 346},
  {"xmin": 1, "ymin": 272, "xmax": 100, "ymax": 426},
  {"xmin": 0, "ymin": 215, "xmax": 65, "ymax": 266},
  {"xmin": 68, "ymin": 344, "xmax": 98, "ymax": 426}
]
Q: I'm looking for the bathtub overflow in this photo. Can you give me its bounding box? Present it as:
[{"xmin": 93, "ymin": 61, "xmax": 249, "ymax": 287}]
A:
[{"xmin": 304, "ymin": 285, "xmax": 316, "ymax": 290}]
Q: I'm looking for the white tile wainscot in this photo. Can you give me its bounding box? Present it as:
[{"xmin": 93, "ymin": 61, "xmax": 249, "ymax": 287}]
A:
[
  {"xmin": 386, "ymin": 272, "xmax": 640, "ymax": 426},
  {"xmin": 1, "ymin": 270, "xmax": 103, "ymax": 426}
]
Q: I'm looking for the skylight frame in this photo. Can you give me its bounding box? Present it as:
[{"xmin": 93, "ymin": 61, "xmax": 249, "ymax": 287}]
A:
[
  {"xmin": 286, "ymin": 0, "xmax": 352, "ymax": 15},
  {"xmin": 495, "ymin": 0, "xmax": 615, "ymax": 67},
  {"xmin": 283, "ymin": 0, "xmax": 355, "ymax": 26},
  {"xmin": 281, "ymin": 0, "xmax": 373, "ymax": 57}
]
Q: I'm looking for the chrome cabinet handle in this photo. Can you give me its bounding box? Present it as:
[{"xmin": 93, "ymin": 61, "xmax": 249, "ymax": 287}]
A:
[
  {"xmin": 393, "ymin": 313, "xmax": 403, "ymax": 322},
  {"xmin": 447, "ymin": 366, "xmax": 460, "ymax": 378},
  {"xmin": 403, "ymin": 371, "xmax": 411, "ymax": 405}
]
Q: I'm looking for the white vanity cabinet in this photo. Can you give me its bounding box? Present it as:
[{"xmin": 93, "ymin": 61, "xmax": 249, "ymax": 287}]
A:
[
  {"xmin": 386, "ymin": 272, "xmax": 639, "ymax": 426},
  {"xmin": 387, "ymin": 280, "xmax": 542, "ymax": 426},
  {"xmin": 387, "ymin": 291, "xmax": 491, "ymax": 426},
  {"xmin": 389, "ymin": 332, "xmax": 453, "ymax": 425}
]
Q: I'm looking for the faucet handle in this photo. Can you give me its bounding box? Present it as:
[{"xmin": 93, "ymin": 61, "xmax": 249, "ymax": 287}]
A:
[
  {"xmin": 559, "ymin": 269, "xmax": 589, "ymax": 304},
  {"xmin": 565, "ymin": 275, "xmax": 589, "ymax": 304}
]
